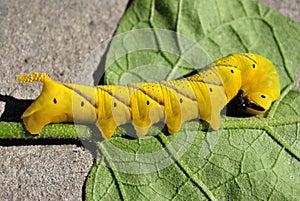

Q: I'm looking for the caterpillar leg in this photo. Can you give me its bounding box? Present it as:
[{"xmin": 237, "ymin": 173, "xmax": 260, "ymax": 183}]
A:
[
  {"xmin": 131, "ymin": 105, "xmax": 164, "ymax": 137},
  {"xmin": 160, "ymin": 80, "xmax": 200, "ymax": 134},
  {"xmin": 97, "ymin": 120, "xmax": 117, "ymax": 139},
  {"xmin": 134, "ymin": 125, "xmax": 151, "ymax": 137},
  {"xmin": 22, "ymin": 114, "xmax": 50, "ymax": 134},
  {"xmin": 96, "ymin": 85, "xmax": 131, "ymax": 138},
  {"xmin": 129, "ymin": 83, "xmax": 165, "ymax": 137},
  {"xmin": 204, "ymin": 111, "xmax": 221, "ymax": 130},
  {"xmin": 166, "ymin": 120, "xmax": 181, "ymax": 134}
]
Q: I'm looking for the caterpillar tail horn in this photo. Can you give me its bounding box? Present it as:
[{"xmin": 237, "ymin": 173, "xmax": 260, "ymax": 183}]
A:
[{"xmin": 18, "ymin": 72, "xmax": 51, "ymax": 83}]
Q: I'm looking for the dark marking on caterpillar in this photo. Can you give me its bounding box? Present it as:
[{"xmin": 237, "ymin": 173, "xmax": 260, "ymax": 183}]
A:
[{"xmin": 63, "ymin": 84, "xmax": 98, "ymax": 108}]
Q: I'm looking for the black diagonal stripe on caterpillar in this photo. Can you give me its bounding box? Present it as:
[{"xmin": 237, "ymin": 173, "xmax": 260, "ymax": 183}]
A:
[{"xmin": 18, "ymin": 53, "xmax": 280, "ymax": 138}]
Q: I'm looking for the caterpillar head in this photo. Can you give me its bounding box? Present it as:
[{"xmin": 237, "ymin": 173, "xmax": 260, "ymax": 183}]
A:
[
  {"xmin": 19, "ymin": 72, "xmax": 97, "ymax": 134},
  {"xmin": 233, "ymin": 53, "xmax": 280, "ymax": 115},
  {"xmin": 236, "ymin": 89, "xmax": 276, "ymax": 115}
]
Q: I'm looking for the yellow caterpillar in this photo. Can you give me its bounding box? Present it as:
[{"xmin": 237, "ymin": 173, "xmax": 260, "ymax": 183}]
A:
[{"xmin": 18, "ymin": 53, "xmax": 280, "ymax": 139}]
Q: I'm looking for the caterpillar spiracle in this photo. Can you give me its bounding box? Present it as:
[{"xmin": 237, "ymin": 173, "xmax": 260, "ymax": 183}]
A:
[{"xmin": 18, "ymin": 53, "xmax": 280, "ymax": 139}]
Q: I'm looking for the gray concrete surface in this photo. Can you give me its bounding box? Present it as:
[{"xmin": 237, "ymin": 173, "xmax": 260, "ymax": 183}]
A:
[
  {"xmin": 0, "ymin": 0, "xmax": 299, "ymax": 200},
  {"xmin": 0, "ymin": 1, "xmax": 128, "ymax": 200}
]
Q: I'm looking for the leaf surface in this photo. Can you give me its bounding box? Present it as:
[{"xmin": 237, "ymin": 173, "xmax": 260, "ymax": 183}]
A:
[{"xmin": 86, "ymin": 0, "xmax": 300, "ymax": 200}]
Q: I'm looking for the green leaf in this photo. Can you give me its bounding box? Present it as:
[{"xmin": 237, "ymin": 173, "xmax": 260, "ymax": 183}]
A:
[
  {"xmin": 0, "ymin": 122, "xmax": 92, "ymax": 139},
  {"xmin": 86, "ymin": 0, "xmax": 300, "ymax": 200}
]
